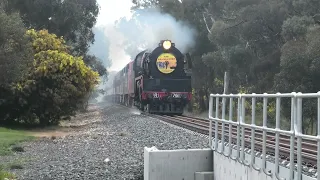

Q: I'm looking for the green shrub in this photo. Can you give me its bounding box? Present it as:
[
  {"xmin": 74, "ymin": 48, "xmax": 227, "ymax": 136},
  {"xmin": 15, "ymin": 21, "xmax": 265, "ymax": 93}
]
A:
[{"xmin": 0, "ymin": 29, "xmax": 99, "ymax": 126}]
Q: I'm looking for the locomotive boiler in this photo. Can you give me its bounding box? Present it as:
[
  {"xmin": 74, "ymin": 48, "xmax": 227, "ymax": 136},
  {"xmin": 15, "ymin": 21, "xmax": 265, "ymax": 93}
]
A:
[{"xmin": 111, "ymin": 40, "xmax": 192, "ymax": 115}]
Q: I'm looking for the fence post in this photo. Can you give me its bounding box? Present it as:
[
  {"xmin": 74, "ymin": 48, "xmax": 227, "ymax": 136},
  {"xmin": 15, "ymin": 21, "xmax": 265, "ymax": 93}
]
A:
[{"xmin": 209, "ymin": 95, "xmax": 213, "ymax": 148}]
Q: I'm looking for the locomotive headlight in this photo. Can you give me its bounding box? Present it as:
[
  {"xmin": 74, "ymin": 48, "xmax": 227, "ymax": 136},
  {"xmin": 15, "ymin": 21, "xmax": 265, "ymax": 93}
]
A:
[{"xmin": 162, "ymin": 40, "xmax": 171, "ymax": 50}]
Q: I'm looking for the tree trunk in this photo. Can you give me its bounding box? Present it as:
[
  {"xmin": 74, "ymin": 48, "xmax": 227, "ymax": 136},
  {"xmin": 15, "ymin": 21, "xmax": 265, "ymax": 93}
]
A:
[
  {"xmin": 199, "ymin": 89, "xmax": 206, "ymax": 112},
  {"xmin": 205, "ymin": 91, "xmax": 209, "ymax": 110},
  {"xmin": 223, "ymin": 71, "xmax": 230, "ymax": 94},
  {"xmin": 309, "ymin": 118, "xmax": 314, "ymax": 135},
  {"xmin": 222, "ymin": 71, "xmax": 230, "ymax": 114}
]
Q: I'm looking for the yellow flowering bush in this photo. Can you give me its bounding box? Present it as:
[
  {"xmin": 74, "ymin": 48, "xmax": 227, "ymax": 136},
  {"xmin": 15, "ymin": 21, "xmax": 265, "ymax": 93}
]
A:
[
  {"xmin": 8, "ymin": 29, "xmax": 100, "ymax": 126},
  {"xmin": 26, "ymin": 29, "xmax": 69, "ymax": 53}
]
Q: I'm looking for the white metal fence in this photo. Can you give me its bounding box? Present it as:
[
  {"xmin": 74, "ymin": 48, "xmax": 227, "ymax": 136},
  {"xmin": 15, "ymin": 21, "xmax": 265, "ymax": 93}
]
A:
[{"xmin": 208, "ymin": 92, "xmax": 320, "ymax": 180}]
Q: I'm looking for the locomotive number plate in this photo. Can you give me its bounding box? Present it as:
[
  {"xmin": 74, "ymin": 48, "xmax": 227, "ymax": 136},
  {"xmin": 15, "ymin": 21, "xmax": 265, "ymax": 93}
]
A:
[
  {"xmin": 153, "ymin": 93, "xmax": 159, "ymax": 98},
  {"xmin": 172, "ymin": 93, "xmax": 181, "ymax": 98}
]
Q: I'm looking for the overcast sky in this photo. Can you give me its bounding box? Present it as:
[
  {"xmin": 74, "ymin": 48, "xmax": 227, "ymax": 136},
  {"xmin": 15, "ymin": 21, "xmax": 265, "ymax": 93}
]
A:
[{"xmin": 94, "ymin": 0, "xmax": 134, "ymax": 72}]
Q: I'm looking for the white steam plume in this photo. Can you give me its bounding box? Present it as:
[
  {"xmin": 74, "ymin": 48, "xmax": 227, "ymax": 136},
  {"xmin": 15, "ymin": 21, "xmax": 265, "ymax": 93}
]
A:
[{"xmin": 114, "ymin": 7, "xmax": 196, "ymax": 59}]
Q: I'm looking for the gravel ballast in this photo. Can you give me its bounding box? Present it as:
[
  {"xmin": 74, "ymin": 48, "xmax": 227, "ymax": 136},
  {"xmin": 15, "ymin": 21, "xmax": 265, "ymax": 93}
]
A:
[{"xmin": 1, "ymin": 103, "xmax": 209, "ymax": 180}]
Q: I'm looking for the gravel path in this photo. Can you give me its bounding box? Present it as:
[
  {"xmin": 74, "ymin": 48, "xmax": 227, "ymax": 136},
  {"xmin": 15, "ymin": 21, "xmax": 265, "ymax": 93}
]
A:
[{"xmin": 1, "ymin": 103, "xmax": 209, "ymax": 180}]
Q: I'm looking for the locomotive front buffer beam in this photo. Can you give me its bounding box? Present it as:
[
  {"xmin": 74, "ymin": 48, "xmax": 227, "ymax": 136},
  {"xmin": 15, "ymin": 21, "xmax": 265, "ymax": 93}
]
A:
[{"xmin": 140, "ymin": 92, "xmax": 191, "ymax": 115}]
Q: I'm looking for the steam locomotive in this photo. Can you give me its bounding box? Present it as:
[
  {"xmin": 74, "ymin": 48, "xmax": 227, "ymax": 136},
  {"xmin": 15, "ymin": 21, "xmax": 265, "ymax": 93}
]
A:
[{"xmin": 110, "ymin": 40, "xmax": 192, "ymax": 115}]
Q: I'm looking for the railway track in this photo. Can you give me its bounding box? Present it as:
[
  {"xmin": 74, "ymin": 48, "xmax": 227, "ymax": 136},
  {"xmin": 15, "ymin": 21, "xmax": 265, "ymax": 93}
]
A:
[
  {"xmin": 111, "ymin": 103, "xmax": 318, "ymax": 169},
  {"xmin": 146, "ymin": 113, "xmax": 318, "ymax": 169}
]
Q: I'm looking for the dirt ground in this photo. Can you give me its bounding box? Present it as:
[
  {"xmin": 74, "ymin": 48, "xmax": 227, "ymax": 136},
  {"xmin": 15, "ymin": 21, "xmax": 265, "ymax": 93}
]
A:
[{"xmin": 28, "ymin": 104, "xmax": 101, "ymax": 138}]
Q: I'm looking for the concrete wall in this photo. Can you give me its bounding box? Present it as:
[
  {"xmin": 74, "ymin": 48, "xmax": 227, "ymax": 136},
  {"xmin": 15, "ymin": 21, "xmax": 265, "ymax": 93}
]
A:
[
  {"xmin": 144, "ymin": 146, "xmax": 213, "ymax": 180},
  {"xmin": 144, "ymin": 142, "xmax": 316, "ymax": 180},
  {"xmin": 213, "ymin": 140, "xmax": 316, "ymax": 180}
]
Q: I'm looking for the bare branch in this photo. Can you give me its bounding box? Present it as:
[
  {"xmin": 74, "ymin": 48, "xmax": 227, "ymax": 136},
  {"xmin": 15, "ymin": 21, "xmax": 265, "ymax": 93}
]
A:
[
  {"xmin": 210, "ymin": 16, "xmax": 215, "ymax": 22},
  {"xmin": 203, "ymin": 13, "xmax": 212, "ymax": 34},
  {"xmin": 312, "ymin": 14, "xmax": 320, "ymax": 24},
  {"xmin": 220, "ymin": 15, "xmax": 237, "ymax": 21},
  {"xmin": 312, "ymin": 13, "xmax": 320, "ymax": 18},
  {"xmin": 223, "ymin": 20, "xmax": 246, "ymax": 31},
  {"xmin": 203, "ymin": 7, "xmax": 215, "ymax": 23}
]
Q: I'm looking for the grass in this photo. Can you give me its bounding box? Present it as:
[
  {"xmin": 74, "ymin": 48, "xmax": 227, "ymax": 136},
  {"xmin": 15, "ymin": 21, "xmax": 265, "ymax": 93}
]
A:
[
  {"xmin": 0, "ymin": 159, "xmax": 31, "ymax": 180},
  {"xmin": 0, "ymin": 168, "xmax": 16, "ymax": 180},
  {"xmin": 0, "ymin": 127, "xmax": 35, "ymax": 180},
  {"xmin": 0, "ymin": 127, "xmax": 34, "ymax": 156}
]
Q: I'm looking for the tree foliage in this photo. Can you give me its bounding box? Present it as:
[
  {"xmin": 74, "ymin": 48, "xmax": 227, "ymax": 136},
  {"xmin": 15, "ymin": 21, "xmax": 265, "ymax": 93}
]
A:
[
  {"xmin": 1, "ymin": 30, "xmax": 99, "ymax": 126},
  {"xmin": 4, "ymin": 0, "xmax": 108, "ymax": 78},
  {"xmin": 83, "ymin": 55, "xmax": 108, "ymax": 79},
  {"xmin": 0, "ymin": 0, "xmax": 106, "ymax": 127},
  {"xmin": 6, "ymin": 0, "xmax": 99, "ymax": 56},
  {"xmin": 131, "ymin": 0, "xmax": 320, "ymax": 132},
  {"xmin": 131, "ymin": 0, "xmax": 320, "ymax": 92},
  {"xmin": 0, "ymin": 12, "xmax": 33, "ymax": 85}
]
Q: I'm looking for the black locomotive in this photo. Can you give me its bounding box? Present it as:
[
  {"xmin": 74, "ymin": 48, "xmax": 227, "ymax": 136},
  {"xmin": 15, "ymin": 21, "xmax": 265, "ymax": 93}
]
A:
[{"xmin": 111, "ymin": 40, "xmax": 192, "ymax": 115}]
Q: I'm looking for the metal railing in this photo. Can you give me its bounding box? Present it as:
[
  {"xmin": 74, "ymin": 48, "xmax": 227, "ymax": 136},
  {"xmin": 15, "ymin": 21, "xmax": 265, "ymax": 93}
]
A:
[{"xmin": 208, "ymin": 92, "xmax": 320, "ymax": 180}]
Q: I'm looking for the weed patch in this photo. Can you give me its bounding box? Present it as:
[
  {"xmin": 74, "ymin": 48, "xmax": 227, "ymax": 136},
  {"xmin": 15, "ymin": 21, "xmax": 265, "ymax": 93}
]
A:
[{"xmin": 0, "ymin": 127, "xmax": 34, "ymax": 156}]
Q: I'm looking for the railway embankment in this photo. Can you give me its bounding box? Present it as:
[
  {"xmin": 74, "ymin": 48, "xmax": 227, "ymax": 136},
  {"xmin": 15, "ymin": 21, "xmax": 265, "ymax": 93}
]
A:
[{"xmin": 0, "ymin": 103, "xmax": 208, "ymax": 179}]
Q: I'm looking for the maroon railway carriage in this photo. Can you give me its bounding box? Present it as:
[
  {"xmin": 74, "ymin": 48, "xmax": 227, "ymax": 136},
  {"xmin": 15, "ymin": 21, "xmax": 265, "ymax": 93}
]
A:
[
  {"xmin": 112, "ymin": 61, "xmax": 135, "ymax": 106},
  {"xmin": 111, "ymin": 40, "xmax": 192, "ymax": 115}
]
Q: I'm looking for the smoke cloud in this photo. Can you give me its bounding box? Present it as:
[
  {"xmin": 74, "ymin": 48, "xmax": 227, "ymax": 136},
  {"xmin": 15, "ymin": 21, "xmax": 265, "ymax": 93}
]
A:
[
  {"xmin": 115, "ymin": 7, "xmax": 196, "ymax": 59},
  {"xmin": 95, "ymin": 6, "xmax": 197, "ymax": 101}
]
